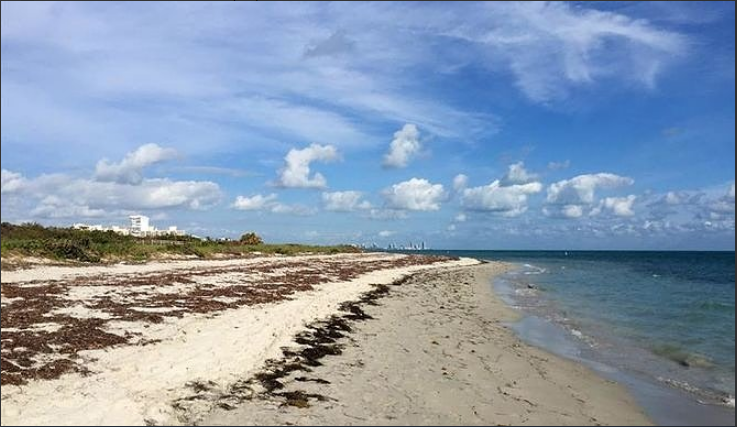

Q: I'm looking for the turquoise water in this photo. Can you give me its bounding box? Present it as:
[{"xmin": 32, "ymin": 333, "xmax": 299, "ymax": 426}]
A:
[{"xmin": 398, "ymin": 250, "xmax": 735, "ymax": 411}]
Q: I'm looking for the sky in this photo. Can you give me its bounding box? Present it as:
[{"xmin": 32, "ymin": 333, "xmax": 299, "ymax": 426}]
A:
[{"xmin": 1, "ymin": 1, "xmax": 734, "ymax": 250}]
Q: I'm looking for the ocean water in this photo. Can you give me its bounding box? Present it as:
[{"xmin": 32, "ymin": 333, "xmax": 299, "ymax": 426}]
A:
[{"xmin": 397, "ymin": 250, "xmax": 735, "ymax": 422}]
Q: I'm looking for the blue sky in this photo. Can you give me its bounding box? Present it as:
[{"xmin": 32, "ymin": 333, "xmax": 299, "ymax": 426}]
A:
[{"xmin": 1, "ymin": 1, "xmax": 734, "ymax": 250}]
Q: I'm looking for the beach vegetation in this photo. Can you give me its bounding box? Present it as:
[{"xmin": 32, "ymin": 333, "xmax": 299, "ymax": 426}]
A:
[
  {"xmin": 239, "ymin": 232, "xmax": 263, "ymax": 245},
  {"xmin": 0, "ymin": 222, "xmax": 361, "ymax": 266}
]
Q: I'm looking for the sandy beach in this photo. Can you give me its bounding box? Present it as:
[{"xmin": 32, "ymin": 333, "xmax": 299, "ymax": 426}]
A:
[
  {"xmin": 201, "ymin": 262, "xmax": 651, "ymax": 426},
  {"xmin": 1, "ymin": 254, "xmax": 650, "ymax": 426}
]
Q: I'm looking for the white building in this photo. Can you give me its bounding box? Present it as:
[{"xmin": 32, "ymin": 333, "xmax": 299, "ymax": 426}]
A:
[
  {"xmin": 129, "ymin": 215, "xmax": 151, "ymax": 236},
  {"xmin": 73, "ymin": 215, "xmax": 185, "ymax": 237}
]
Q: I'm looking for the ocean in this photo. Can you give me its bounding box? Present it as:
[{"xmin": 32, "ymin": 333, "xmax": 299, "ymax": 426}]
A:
[{"xmin": 398, "ymin": 250, "xmax": 735, "ymax": 425}]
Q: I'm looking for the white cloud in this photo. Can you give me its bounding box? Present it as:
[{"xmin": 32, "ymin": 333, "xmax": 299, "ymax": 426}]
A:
[
  {"xmin": 30, "ymin": 200, "xmax": 107, "ymax": 219},
  {"xmin": 0, "ymin": 1, "xmax": 684, "ymax": 177},
  {"xmin": 562, "ymin": 205, "xmax": 584, "ymax": 219},
  {"xmin": 3, "ymin": 149, "xmax": 222, "ymax": 220},
  {"xmin": 462, "ymin": 180, "xmax": 543, "ymax": 217},
  {"xmin": 665, "ymin": 191, "xmax": 683, "ymax": 205},
  {"xmin": 601, "ymin": 195, "xmax": 637, "ymax": 217},
  {"xmin": 445, "ymin": 2, "xmax": 685, "ymax": 102},
  {"xmin": 500, "ymin": 162, "xmax": 538, "ymax": 186},
  {"xmin": 447, "ymin": 224, "xmax": 457, "ymax": 232},
  {"xmin": 708, "ymin": 183, "xmax": 736, "ymax": 216},
  {"xmin": 232, "ymin": 194, "xmax": 278, "ymax": 211},
  {"xmin": 545, "ymin": 173, "xmax": 634, "ymax": 219},
  {"xmin": 383, "ymin": 124, "xmax": 421, "ymax": 168},
  {"xmin": 378, "ymin": 230, "xmax": 395, "ymax": 238},
  {"xmin": 269, "ymin": 203, "xmax": 317, "ymax": 216},
  {"xmin": 276, "ymin": 143, "xmax": 339, "ymax": 189},
  {"xmin": 1, "ymin": 169, "xmax": 25, "ymax": 194},
  {"xmin": 22, "ymin": 177, "xmax": 222, "ymax": 218},
  {"xmin": 645, "ymin": 190, "xmax": 704, "ymax": 220},
  {"xmin": 455, "ymin": 213, "xmax": 467, "ymax": 222},
  {"xmin": 95, "ymin": 143, "xmax": 177, "ymax": 185},
  {"xmin": 232, "ymin": 193, "xmax": 316, "ymax": 216},
  {"xmin": 383, "ymin": 178, "xmax": 446, "ymax": 211},
  {"xmin": 547, "ymin": 173, "xmax": 634, "ymax": 206},
  {"xmin": 542, "ymin": 204, "xmax": 584, "ymax": 219},
  {"xmin": 453, "ymin": 174, "xmax": 469, "ymax": 192},
  {"xmin": 322, "ymin": 191, "xmax": 372, "ymax": 212}
]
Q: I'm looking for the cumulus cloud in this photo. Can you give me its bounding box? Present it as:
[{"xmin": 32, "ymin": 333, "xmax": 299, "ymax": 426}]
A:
[
  {"xmin": 666, "ymin": 191, "xmax": 684, "ymax": 205},
  {"xmin": 382, "ymin": 178, "xmax": 446, "ymax": 211},
  {"xmin": 276, "ymin": 144, "xmax": 339, "ymax": 189},
  {"xmin": 545, "ymin": 173, "xmax": 634, "ymax": 219},
  {"xmin": 462, "ymin": 180, "xmax": 543, "ymax": 217},
  {"xmin": 708, "ymin": 183, "xmax": 736, "ymax": 216},
  {"xmin": 455, "ymin": 213, "xmax": 467, "ymax": 222},
  {"xmin": 542, "ymin": 204, "xmax": 584, "ymax": 219},
  {"xmin": 383, "ymin": 124, "xmax": 421, "ymax": 169},
  {"xmin": 547, "ymin": 173, "xmax": 634, "ymax": 206},
  {"xmin": 562, "ymin": 204, "xmax": 584, "ymax": 219},
  {"xmin": 3, "ymin": 149, "xmax": 224, "ymax": 220},
  {"xmin": 232, "ymin": 193, "xmax": 278, "ymax": 211},
  {"xmin": 30, "ymin": 199, "xmax": 107, "ymax": 219},
  {"xmin": 322, "ymin": 191, "xmax": 372, "ymax": 212},
  {"xmin": 453, "ymin": 174, "xmax": 469, "ymax": 192},
  {"xmin": 646, "ymin": 190, "xmax": 704, "ymax": 220},
  {"xmin": 459, "ymin": 164, "xmax": 543, "ymax": 217},
  {"xmin": 24, "ymin": 177, "xmax": 221, "ymax": 218},
  {"xmin": 500, "ymin": 162, "xmax": 538, "ymax": 186},
  {"xmin": 1, "ymin": 169, "xmax": 25, "ymax": 194},
  {"xmin": 378, "ymin": 230, "xmax": 395, "ymax": 238},
  {"xmin": 94, "ymin": 143, "xmax": 178, "ymax": 185},
  {"xmin": 232, "ymin": 193, "xmax": 316, "ymax": 216},
  {"xmin": 595, "ymin": 195, "xmax": 637, "ymax": 217}
]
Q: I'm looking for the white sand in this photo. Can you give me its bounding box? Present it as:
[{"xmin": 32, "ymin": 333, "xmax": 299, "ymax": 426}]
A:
[{"xmin": 1, "ymin": 254, "xmax": 477, "ymax": 426}]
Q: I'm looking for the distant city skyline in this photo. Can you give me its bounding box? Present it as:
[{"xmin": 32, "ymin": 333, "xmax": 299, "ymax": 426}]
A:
[{"xmin": 1, "ymin": 2, "xmax": 734, "ymax": 250}]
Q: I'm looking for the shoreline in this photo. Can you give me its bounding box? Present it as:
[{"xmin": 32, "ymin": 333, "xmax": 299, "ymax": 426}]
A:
[
  {"xmin": 2, "ymin": 255, "xmax": 652, "ymax": 425},
  {"xmin": 494, "ymin": 262, "xmax": 735, "ymax": 426}
]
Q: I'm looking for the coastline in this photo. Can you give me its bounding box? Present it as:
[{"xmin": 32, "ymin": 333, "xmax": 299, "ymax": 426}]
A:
[
  {"xmin": 493, "ymin": 262, "xmax": 736, "ymax": 426},
  {"xmin": 1, "ymin": 255, "xmax": 651, "ymax": 425},
  {"xmin": 202, "ymin": 261, "xmax": 651, "ymax": 426}
]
